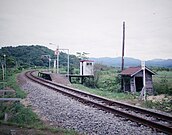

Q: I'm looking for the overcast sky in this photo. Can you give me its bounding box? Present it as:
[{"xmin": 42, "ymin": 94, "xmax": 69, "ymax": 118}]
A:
[{"xmin": 0, "ymin": 0, "xmax": 172, "ymax": 60}]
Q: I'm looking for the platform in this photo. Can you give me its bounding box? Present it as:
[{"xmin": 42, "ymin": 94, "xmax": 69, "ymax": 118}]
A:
[
  {"xmin": 38, "ymin": 72, "xmax": 94, "ymax": 84},
  {"xmin": 38, "ymin": 72, "xmax": 71, "ymax": 86}
]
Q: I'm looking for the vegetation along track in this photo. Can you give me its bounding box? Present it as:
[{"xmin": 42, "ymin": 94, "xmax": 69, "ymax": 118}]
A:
[{"xmin": 25, "ymin": 70, "xmax": 172, "ymax": 134}]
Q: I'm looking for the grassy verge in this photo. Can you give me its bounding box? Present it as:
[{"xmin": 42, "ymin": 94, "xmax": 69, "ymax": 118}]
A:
[
  {"xmin": 0, "ymin": 69, "xmax": 78, "ymax": 135},
  {"xmin": 72, "ymin": 84, "xmax": 136, "ymax": 100},
  {"xmin": 0, "ymin": 121, "xmax": 77, "ymax": 135},
  {"xmin": 142, "ymin": 99, "xmax": 172, "ymax": 113},
  {"xmin": 73, "ymin": 84, "xmax": 172, "ymax": 113},
  {"xmin": 7, "ymin": 72, "xmax": 26, "ymax": 98}
]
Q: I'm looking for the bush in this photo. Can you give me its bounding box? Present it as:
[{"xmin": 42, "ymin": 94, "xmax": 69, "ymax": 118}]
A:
[
  {"xmin": 154, "ymin": 76, "xmax": 172, "ymax": 95},
  {"xmin": 97, "ymin": 76, "xmax": 120, "ymax": 92},
  {"xmin": 0, "ymin": 102, "xmax": 41, "ymax": 126},
  {"xmin": 0, "ymin": 68, "xmax": 40, "ymax": 127},
  {"xmin": 83, "ymin": 77, "xmax": 95, "ymax": 88},
  {"xmin": 9, "ymin": 104, "xmax": 41, "ymax": 125},
  {"xmin": 143, "ymin": 100, "xmax": 172, "ymax": 112}
]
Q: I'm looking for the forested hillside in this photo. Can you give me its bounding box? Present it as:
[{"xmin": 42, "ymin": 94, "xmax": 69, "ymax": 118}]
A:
[
  {"xmin": 90, "ymin": 57, "xmax": 172, "ymax": 68},
  {"xmin": 1, "ymin": 45, "xmax": 171, "ymax": 70},
  {"xmin": 0, "ymin": 45, "xmax": 80, "ymax": 69}
]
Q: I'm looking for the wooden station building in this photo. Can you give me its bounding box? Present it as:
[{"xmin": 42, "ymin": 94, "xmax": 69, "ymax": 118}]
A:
[{"xmin": 119, "ymin": 66, "xmax": 155, "ymax": 94}]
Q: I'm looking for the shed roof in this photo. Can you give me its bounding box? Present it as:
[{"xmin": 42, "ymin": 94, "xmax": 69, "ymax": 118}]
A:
[{"xmin": 119, "ymin": 66, "xmax": 155, "ymax": 77}]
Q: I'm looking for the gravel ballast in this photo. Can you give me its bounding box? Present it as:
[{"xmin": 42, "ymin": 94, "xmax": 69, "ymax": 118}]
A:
[{"xmin": 17, "ymin": 72, "xmax": 166, "ymax": 135}]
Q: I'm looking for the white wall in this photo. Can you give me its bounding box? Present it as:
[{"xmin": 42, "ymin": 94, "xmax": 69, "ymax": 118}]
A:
[{"xmin": 80, "ymin": 61, "xmax": 94, "ymax": 76}]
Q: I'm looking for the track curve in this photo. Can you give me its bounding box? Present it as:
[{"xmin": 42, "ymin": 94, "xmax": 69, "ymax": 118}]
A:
[{"xmin": 25, "ymin": 70, "xmax": 172, "ymax": 134}]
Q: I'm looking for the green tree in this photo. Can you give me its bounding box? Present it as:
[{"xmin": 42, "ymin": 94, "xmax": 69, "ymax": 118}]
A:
[
  {"xmin": 76, "ymin": 52, "xmax": 89, "ymax": 60},
  {"xmin": 0, "ymin": 45, "xmax": 81, "ymax": 69}
]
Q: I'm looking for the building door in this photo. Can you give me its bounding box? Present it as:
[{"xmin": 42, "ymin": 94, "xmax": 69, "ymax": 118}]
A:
[
  {"xmin": 123, "ymin": 77, "xmax": 130, "ymax": 91},
  {"xmin": 135, "ymin": 77, "xmax": 143, "ymax": 92}
]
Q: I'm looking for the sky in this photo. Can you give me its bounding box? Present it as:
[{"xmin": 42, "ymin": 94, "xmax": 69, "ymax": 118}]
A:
[{"xmin": 0, "ymin": 0, "xmax": 172, "ymax": 60}]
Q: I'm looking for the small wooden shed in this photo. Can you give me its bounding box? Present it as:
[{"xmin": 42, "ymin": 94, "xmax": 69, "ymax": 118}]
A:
[{"xmin": 119, "ymin": 66, "xmax": 155, "ymax": 94}]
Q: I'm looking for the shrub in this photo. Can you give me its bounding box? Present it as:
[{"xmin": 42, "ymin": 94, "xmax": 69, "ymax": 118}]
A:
[
  {"xmin": 154, "ymin": 76, "xmax": 172, "ymax": 95},
  {"xmin": 0, "ymin": 102, "xmax": 41, "ymax": 127},
  {"xmin": 97, "ymin": 77, "xmax": 120, "ymax": 92},
  {"xmin": 83, "ymin": 77, "xmax": 95, "ymax": 88},
  {"xmin": 9, "ymin": 103, "xmax": 41, "ymax": 126},
  {"xmin": 143, "ymin": 100, "xmax": 172, "ymax": 112}
]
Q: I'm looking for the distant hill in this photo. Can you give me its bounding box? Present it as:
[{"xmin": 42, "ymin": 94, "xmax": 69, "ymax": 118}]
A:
[
  {"xmin": 1, "ymin": 45, "xmax": 171, "ymax": 68},
  {"xmin": 90, "ymin": 57, "xmax": 172, "ymax": 68},
  {"xmin": 0, "ymin": 45, "xmax": 79, "ymax": 68},
  {"xmin": 146, "ymin": 59, "xmax": 172, "ymax": 68}
]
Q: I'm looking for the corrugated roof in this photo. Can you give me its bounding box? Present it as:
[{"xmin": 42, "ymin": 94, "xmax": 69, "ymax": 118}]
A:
[
  {"xmin": 120, "ymin": 67, "xmax": 141, "ymax": 76},
  {"xmin": 119, "ymin": 66, "xmax": 155, "ymax": 77}
]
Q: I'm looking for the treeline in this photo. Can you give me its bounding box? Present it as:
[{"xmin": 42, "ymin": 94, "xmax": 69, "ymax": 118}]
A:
[
  {"xmin": 0, "ymin": 45, "xmax": 80, "ymax": 70},
  {"xmin": 149, "ymin": 66, "xmax": 172, "ymax": 72}
]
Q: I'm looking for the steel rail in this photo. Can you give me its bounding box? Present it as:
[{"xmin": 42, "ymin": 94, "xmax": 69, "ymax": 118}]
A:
[
  {"xmin": 32, "ymin": 71, "xmax": 172, "ymax": 122},
  {"xmin": 25, "ymin": 70, "xmax": 172, "ymax": 134}
]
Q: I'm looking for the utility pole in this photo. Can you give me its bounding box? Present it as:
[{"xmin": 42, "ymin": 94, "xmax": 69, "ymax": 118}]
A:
[
  {"xmin": 49, "ymin": 43, "xmax": 69, "ymax": 76},
  {"xmin": 50, "ymin": 43, "xmax": 59, "ymax": 74},
  {"xmin": 56, "ymin": 46, "xmax": 59, "ymax": 74},
  {"xmin": 121, "ymin": 21, "xmax": 125, "ymax": 71},
  {"xmin": 121, "ymin": 21, "xmax": 125, "ymax": 91},
  {"xmin": 49, "ymin": 56, "xmax": 51, "ymax": 72},
  {"xmin": 67, "ymin": 49, "xmax": 69, "ymax": 77}
]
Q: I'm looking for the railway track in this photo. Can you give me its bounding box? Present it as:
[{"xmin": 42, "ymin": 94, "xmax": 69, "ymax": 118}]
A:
[{"xmin": 25, "ymin": 70, "xmax": 172, "ymax": 134}]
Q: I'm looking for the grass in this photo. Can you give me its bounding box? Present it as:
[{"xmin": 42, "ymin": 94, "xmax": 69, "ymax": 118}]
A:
[
  {"xmin": 153, "ymin": 70, "xmax": 172, "ymax": 88},
  {"xmin": 73, "ymin": 84, "xmax": 136, "ymax": 100},
  {"xmin": 73, "ymin": 83, "xmax": 172, "ymax": 113},
  {"xmin": 0, "ymin": 70, "xmax": 43, "ymax": 127},
  {"xmin": 0, "ymin": 69, "xmax": 42, "ymax": 126},
  {"xmin": 0, "ymin": 121, "xmax": 77, "ymax": 135},
  {"xmin": 73, "ymin": 69, "xmax": 172, "ymax": 113},
  {"xmin": 7, "ymin": 73, "xmax": 26, "ymax": 99},
  {"xmin": 153, "ymin": 70, "xmax": 172, "ymax": 95},
  {"xmin": 1, "ymin": 67, "xmax": 171, "ymax": 132},
  {"xmin": 142, "ymin": 100, "xmax": 172, "ymax": 113},
  {"xmin": 0, "ymin": 69, "xmax": 78, "ymax": 135}
]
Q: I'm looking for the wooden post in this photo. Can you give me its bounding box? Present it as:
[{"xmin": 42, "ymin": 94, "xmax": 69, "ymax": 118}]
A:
[
  {"xmin": 69, "ymin": 76, "xmax": 71, "ymax": 83},
  {"xmin": 139, "ymin": 61, "xmax": 146, "ymax": 100},
  {"xmin": 82, "ymin": 61, "xmax": 84, "ymax": 76},
  {"xmin": 142, "ymin": 61, "xmax": 146, "ymax": 100},
  {"xmin": 81, "ymin": 76, "xmax": 84, "ymax": 84},
  {"xmin": 4, "ymin": 113, "xmax": 8, "ymax": 122}
]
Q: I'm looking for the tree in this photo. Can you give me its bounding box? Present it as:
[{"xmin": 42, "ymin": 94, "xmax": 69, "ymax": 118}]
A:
[
  {"xmin": 1, "ymin": 60, "xmax": 5, "ymax": 80},
  {"xmin": 76, "ymin": 52, "xmax": 89, "ymax": 60},
  {"xmin": 0, "ymin": 45, "xmax": 81, "ymax": 69}
]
